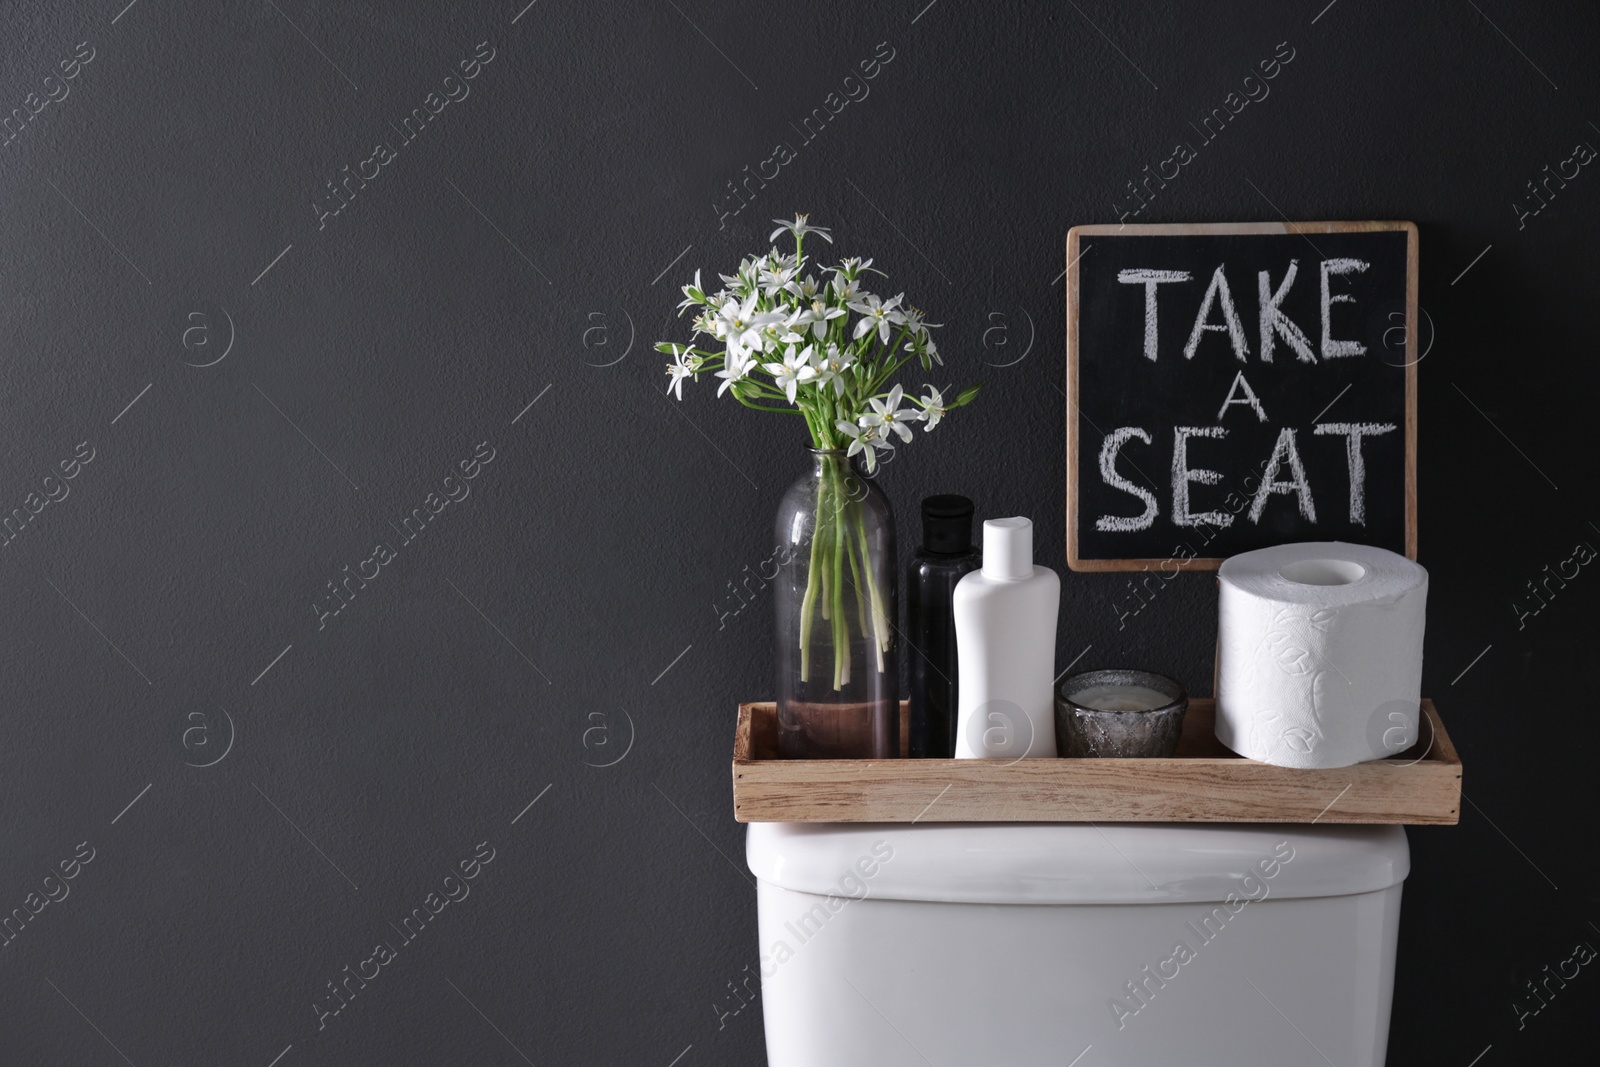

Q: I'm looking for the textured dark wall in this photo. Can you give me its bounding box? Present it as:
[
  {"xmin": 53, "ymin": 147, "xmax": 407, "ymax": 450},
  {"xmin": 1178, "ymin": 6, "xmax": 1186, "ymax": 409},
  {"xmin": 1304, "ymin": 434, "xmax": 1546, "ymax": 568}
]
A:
[{"xmin": 0, "ymin": 1, "xmax": 1596, "ymax": 1064}]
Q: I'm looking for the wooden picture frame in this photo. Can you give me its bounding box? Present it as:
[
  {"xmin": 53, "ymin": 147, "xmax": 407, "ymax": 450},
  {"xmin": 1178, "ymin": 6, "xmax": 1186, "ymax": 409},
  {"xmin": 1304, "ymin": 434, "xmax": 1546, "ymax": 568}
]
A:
[{"xmin": 1065, "ymin": 220, "xmax": 1419, "ymax": 572}]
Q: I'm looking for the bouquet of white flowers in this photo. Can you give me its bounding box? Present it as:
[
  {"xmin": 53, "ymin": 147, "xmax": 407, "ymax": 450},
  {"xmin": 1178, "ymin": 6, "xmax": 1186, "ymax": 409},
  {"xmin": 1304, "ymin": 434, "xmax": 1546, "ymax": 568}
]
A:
[
  {"xmin": 658, "ymin": 215, "xmax": 980, "ymax": 700},
  {"xmin": 659, "ymin": 214, "xmax": 978, "ymax": 470}
]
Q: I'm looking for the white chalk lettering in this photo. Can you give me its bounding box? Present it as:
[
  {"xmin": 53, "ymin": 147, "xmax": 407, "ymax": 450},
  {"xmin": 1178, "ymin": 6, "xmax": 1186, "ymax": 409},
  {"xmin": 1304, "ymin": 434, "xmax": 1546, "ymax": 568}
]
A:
[
  {"xmin": 1313, "ymin": 421, "xmax": 1396, "ymax": 524},
  {"xmin": 1117, "ymin": 269, "xmax": 1192, "ymax": 361},
  {"xmin": 1319, "ymin": 258, "xmax": 1369, "ymax": 359},
  {"xmin": 1257, "ymin": 260, "xmax": 1315, "ymax": 363},
  {"xmin": 1215, "ymin": 370, "xmax": 1268, "ymax": 422},
  {"xmin": 1183, "ymin": 264, "xmax": 1250, "ymax": 362},
  {"xmin": 1097, "ymin": 427, "xmax": 1158, "ymax": 531},
  {"xmin": 1173, "ymin": 426, "xmax": 1232, "ymax": 528},
  {"xmin": 1249, "ymin": 427, "xmax": 1316, "ymax": 523}
]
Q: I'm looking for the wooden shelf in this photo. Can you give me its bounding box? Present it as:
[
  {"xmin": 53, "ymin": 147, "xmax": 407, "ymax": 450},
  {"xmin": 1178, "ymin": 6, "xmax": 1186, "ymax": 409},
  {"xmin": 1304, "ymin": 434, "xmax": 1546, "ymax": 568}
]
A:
[{"xmin": 732, "ymin": 698, "xmax": 1461, "ymax": 825}]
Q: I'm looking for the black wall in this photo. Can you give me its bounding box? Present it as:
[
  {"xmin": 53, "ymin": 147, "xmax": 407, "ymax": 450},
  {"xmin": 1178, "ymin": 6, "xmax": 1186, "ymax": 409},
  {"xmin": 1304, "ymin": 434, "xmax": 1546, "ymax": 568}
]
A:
[{"xmin": 1, "ymin": 1, "xmax": 1595, "ymax": 1063}]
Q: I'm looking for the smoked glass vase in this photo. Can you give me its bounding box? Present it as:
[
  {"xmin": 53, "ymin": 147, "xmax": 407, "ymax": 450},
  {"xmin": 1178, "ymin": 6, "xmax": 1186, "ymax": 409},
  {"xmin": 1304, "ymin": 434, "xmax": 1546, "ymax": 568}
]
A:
[{"xmin": 774, "ymin": 450, "xmax": 899, "ymax": 759}]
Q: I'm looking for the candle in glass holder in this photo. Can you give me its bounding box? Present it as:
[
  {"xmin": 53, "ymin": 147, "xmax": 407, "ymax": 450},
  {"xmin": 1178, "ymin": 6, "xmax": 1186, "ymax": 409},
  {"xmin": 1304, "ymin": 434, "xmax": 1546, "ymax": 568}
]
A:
[{"xmin": 1069, "ymin": 683, "xmax": 1173, "ymax": 713}]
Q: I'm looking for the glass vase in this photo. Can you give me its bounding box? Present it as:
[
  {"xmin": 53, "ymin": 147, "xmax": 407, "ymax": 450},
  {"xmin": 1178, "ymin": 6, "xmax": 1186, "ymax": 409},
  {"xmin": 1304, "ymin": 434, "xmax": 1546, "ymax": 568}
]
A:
[{"xmin": 774, "ymin": 449, "xmax": 899, "ymax": 759}]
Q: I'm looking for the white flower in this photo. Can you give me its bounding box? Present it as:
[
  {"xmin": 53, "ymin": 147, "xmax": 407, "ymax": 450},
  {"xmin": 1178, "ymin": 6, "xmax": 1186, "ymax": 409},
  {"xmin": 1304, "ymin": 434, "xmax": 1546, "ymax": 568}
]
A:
[
  {"xmin": 916, "ymin": 385, "xmax": 947, "ymax": 430},
  {"xmin": 786, "ymin": 273, "xmax": 824, "ymax": 301},
  {"xmin": 899, "ymin": 305, "xmax": 940, "ymax": 336},
  {"xmin": 762, "ymin": 344, "xmax": 818, "ymax": 403},
  {"xmin": 835, "ymin": 419, "xmax": 893, "ymax": 472},
  {"xmin": 831, "ymin": 274, "xmax": 863, "ymax": 303},
  {"xmin": 665, "ymin": 345, "xmax": 696, "ymax": 400},
  {"xmin": 716, "ymin": 293, "xmax": 785, "ymax": 357},
  {"xmin": 716, "ymin": 346, "xmax": 757, "ymax": 397},
  {"xmin": 696, "ymin": 292, "xmax": 729, "ymax": 335},
  {"xmin": 859, "ymin": 384, "xmax": 919, "ymax": 443},
  {"xmin": 809, "ymin": 343, "xmax": 853, "ymax": 397},
  {"xmin": 770, "ymin": 213, "xmax": 833, "ymax": 244},
  {"xmin": 759, "ymin": 260, "xmax": 797, "ymax": 298},
  {"xmin": 676, "ymin": 269, "xmax": 706, "ymax": 315},
  {"xmin": 719, "ymin": 258, "xmax": 760, "ymax": 297},
  {"xmin": 794, "ymin": 294, "xmax": 847, "ymax": 340},
  {"xmin": 756, "ymin": 311, "xmax": 804, "ymax": 354},
  {"xmin": 848, "ymin": 292, "xmax": 906, "ymax": 344}
]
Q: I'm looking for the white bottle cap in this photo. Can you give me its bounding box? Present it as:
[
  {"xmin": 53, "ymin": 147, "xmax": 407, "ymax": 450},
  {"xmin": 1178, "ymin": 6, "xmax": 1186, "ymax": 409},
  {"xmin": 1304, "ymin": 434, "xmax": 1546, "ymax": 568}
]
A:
[{"xmin": 982, "ymin": 516, "xmax": 1033, "ymax": 579}]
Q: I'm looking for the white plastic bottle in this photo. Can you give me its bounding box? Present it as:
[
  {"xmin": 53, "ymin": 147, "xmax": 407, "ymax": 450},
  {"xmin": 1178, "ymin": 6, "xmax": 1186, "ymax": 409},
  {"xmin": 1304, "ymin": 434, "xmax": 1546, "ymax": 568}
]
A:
[{"xmin": 953, "ymin": 517, "xmax": 1060, "ymax": 759}]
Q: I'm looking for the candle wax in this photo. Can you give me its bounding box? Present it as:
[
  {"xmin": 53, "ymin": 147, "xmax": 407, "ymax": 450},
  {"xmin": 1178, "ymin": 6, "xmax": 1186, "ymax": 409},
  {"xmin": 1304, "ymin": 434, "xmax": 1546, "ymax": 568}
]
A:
[{"xmin": 1070, "ymin": 683, "xmax": 1172, "ymax": 712}]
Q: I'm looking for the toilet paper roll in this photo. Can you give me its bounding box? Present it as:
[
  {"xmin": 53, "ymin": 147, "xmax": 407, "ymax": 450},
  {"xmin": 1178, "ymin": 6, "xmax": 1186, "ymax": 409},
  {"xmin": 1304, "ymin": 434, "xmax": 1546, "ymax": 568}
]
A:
[{"xmin": 1215, "ymin": 542, "xmax": 1427, "ymax": 769}]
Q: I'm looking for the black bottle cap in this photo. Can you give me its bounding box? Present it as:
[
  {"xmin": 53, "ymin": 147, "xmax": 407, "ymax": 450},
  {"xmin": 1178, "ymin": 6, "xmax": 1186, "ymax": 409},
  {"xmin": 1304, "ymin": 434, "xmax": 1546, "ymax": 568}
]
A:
[{"xmin": 921, "ymin": 494, "xmax": 975, "ymax": 554}]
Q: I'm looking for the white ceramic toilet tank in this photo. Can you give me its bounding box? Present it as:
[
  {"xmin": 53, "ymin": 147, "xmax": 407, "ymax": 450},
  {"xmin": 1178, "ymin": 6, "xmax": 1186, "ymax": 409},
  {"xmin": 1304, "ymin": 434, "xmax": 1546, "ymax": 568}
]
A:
[{"xmin": 747, "ymin": 821, "xmax": 1408, "ymax": 1066}]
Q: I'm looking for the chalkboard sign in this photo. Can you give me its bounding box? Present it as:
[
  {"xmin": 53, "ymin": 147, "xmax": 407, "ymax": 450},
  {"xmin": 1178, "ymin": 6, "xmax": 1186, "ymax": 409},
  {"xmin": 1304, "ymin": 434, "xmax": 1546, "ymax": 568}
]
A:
[{"xmin": 1065, "ymin": 221, "xmax": 1418, "ymax": 571}]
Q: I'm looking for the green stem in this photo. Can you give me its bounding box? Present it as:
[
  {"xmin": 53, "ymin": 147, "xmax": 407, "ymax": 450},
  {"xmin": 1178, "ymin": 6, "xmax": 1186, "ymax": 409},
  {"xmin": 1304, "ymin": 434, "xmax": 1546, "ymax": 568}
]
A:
[
  {"xmin": 798, "ymin": 454, "xmax": 893, "ymax": 690},
  {"xmin": 845, "ymin": 501, "xmax": 886, "ymax": 676},
  {"xmin": 854, "ymin": 507, "xmax": 891, "ymax": 669},
  {"xmin": 843, "ymin": 500, "xmax": 868, "ymax": 637},
  {"xmin": 735, "ymin": 395, "xmax": 806, "ymax": 414},
  {"xmin": 832, "ymin": 463, "xmax": 870, "ymax": 681},
  {"xmin": 863, "ymin": 329, "xmax": 916, "ymax": 395},
  {"xmin": 803, "ymin": 407, "xmax": 828, "ymax": 448},
  {"xmin": 800, "ymin": 534, "xmax": 825, "ymax": 684},
  {"xmin": 796, "ymin": 474, "xmax": 827, "ymax": 682},
  {"xmin": 830, "ymin": 468, "xmax": 850, "ymax": 690},
  {"xmin": 818, "ymin": 497, "xmax": 832, "ymax": 623}
]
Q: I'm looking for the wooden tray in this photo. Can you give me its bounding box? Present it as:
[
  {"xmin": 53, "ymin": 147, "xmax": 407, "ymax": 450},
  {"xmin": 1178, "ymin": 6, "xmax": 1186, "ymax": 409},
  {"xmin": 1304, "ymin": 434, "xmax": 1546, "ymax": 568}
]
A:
[{"xmin": 732, "ymin": 698, "xmax": 1460, "ymax": 825}]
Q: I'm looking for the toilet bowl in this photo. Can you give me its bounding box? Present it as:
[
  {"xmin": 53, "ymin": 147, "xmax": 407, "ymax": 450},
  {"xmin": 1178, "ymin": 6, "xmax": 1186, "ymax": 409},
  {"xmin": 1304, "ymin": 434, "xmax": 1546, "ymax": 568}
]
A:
[{"xmin": 747, "ymin": 821, "xmax": 1407, "ymax": 1066}]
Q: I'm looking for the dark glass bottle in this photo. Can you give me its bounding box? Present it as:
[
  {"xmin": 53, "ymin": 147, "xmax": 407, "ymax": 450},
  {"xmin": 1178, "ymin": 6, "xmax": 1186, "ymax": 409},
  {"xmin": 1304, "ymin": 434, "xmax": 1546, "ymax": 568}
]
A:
[{"xmin": 907, "ymin": 495, "xmax": 981, "ymax": 758}]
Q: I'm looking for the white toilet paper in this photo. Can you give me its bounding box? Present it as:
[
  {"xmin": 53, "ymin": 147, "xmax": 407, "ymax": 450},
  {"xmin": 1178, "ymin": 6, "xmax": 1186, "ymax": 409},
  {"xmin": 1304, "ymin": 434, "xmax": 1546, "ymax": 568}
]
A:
[{"xmin": 1215, "ymin": 542, "xmax": 1427, "ymax": 769}]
